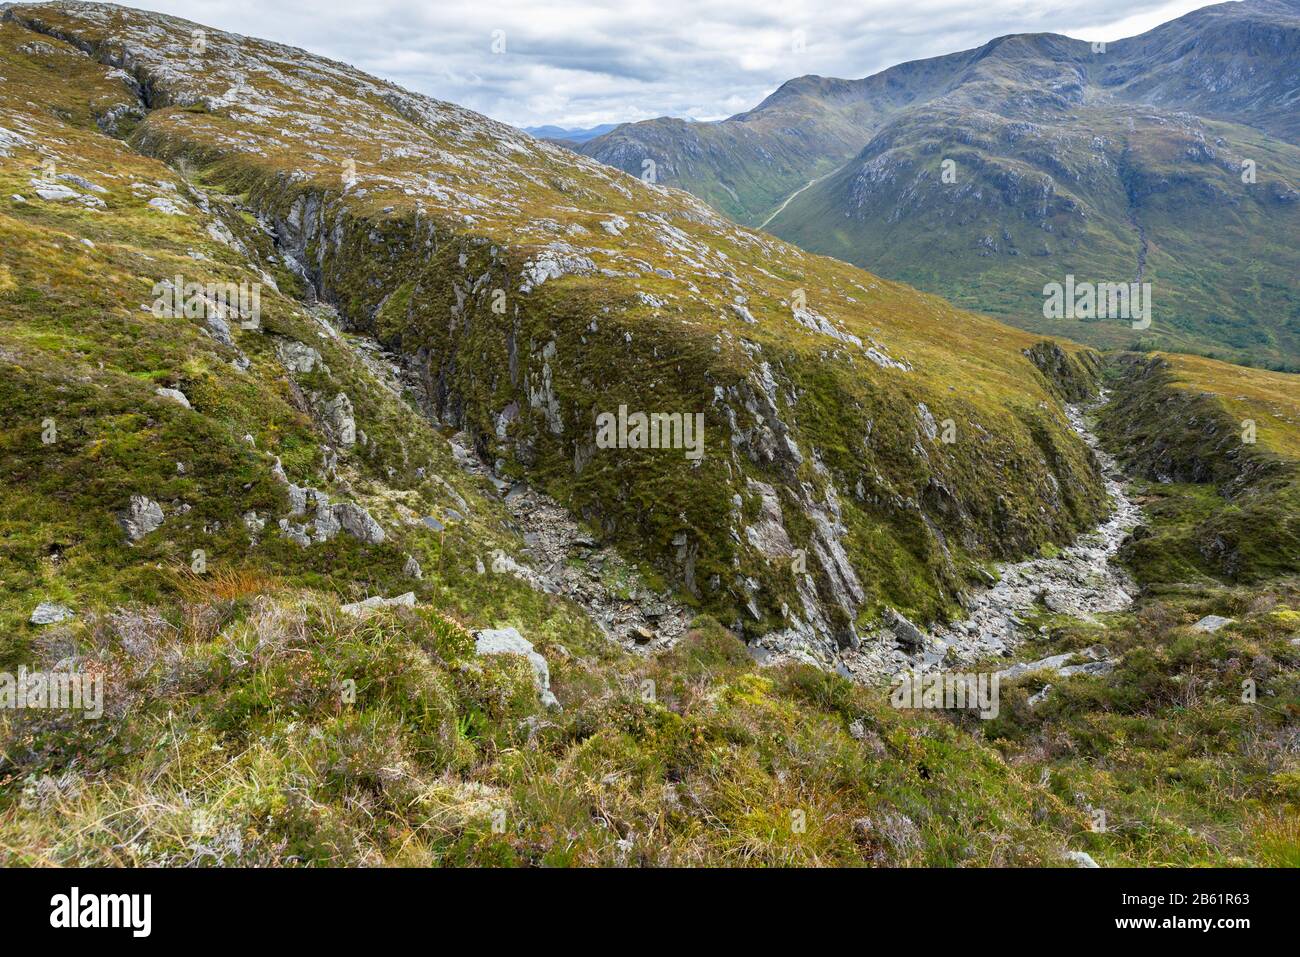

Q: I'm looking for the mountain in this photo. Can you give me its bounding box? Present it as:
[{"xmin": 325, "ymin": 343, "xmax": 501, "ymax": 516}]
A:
[
  {"xmin": 523, "ymin": 122, "xmax": 619, "ymax": 144},
  {"xmin": 0, "ymin": 1, "xmax": 1113, "ymax": 667},
  {"xmin": 580, "ymin": 0, "xmax": 1300, "ymax": 369},
  {"xmin": 1, "ymin": 2, "xmax": 1297, "ymax": 870}
]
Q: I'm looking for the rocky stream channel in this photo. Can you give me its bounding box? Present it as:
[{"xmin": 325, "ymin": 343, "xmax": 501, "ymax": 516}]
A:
[
  {"xmin": 834, "ymin": 394, "xmax": 1143, "ymax": 684},
  {"xmin": 346, "ymin": 318, "xmax": 1141, "ymax": 689}
]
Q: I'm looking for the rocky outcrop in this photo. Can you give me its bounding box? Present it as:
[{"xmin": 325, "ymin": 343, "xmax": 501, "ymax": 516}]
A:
[
  {"xmin": 277, "ymin": 490, "xmax": 384, "ymax": 547},
  {"xmin": 341, "ymin": 592, "xmax": 415, "ymax": 617},
  {"xmin": 118, "ymin": 495, "xmax": 164, "ymax": 541},
  {"xmin": 317, "ymin": 392, "xmax": 356, "ymax": 447},
  {"xmin": 474, "ymin": 627, "xmax": 560, "ymax": 710},
  {"xmin": 1022, "ymin": 342, "xmax": 1101, "ymax": 404},
  {"xmin": 30, "ymin": 602, "xmax": 74, "ymax": 625}
]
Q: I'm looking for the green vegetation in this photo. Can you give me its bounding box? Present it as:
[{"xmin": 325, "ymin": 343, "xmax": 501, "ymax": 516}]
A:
[
  {"xmin": 0, "ymin": 4, "xmax": 1295, "ymax": 868},
  {"xmin": 3, "ymin": 602, "xmax": 1100, "ymax": 866},
  {"xmin": 583, "ymin": 2, "xmax": 1300, "ymax": 370},
  {"xmin": 1099, "ymin": 353, "xmax": 1300, "ymax": 586},
  {"xmin": 971, "ymin": 582, "xmax": 1300, "ymax": 866}
]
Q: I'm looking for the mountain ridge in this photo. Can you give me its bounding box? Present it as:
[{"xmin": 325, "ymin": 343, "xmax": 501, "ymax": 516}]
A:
[{"xmin": 579, "ymin": 0, "xmax": 1300, "ymax": 368}]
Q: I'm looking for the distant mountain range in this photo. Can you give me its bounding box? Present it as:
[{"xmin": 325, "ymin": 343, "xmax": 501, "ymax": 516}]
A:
[
  {"xmin": 523, "ymin": 122, "xmax": 620, "ymax": 143},
  {"xmin": 580, "ymin": 0, "xmax": 1300, "ymax": 368}
]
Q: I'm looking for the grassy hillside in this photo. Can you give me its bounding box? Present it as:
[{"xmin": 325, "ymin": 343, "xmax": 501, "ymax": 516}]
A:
[
  {"xmin": 0, "ymin": 3, "xmax": 1295, "ymax": 869},
  {"xmin": 0, "ymin": 1, "xmax": 1116, "ymax": 652},
  {"xmin": 773, "ymin": 105, "xmax": 1300, "ymax": 368}
]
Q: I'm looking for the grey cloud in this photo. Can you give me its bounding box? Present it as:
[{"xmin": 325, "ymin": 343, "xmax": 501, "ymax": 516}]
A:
[{"xmin": 132, "ymin": 0, "xmax": 1211, "ymax": 128}]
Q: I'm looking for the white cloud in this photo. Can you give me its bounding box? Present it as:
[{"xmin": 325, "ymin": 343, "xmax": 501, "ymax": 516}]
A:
[{"xmin": 127, "ymin": 0, "xmax": 1218, "ymax": 129}]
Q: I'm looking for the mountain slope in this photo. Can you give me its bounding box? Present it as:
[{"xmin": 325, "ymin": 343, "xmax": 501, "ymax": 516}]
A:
[
  {"xmin": 0, "ymin": 2, "xmax": 1111, "ymax": 661},
  {"xmin": 0, "ymin": 2, "xmax": 1297, "ymax": 871},
  {"xmin": 578, "ymin": 57, "xmax": 976, "ymax": 226},
  {"xmin": 582, "ymin": 0, "xmax": 1300, "ymax": 368}
]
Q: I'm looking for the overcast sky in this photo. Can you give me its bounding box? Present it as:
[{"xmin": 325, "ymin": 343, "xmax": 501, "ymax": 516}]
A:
[{"xmin": 130, "ymin": 0, "xmax": 1214, "ymax": 129}]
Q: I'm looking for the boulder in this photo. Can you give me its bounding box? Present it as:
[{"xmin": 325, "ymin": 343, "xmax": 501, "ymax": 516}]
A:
[
  {"xmin": 341, "ymin": 592, "xmax": 415, "ymax": 617},
  {"xmin": 474, "ymin": 627, "xmax": 559, "ymax": 710},
  {"xmin": 884, "ymin": 608, "xmax": 926, "ymax": 651},
  {"xmin": 30, "ymin": 602, "xmax": 74, "ymax": 625},
  {"xmin": 1192, "ymin": 615, "xmax": 1234, "ymax": 633},
  {"xmin": 154, "ymin": 387, "xmax": 191, "ymax": 408},
  {"xmin": 118, "ymin": 494, "xmax": 164, "ymax": 541}
]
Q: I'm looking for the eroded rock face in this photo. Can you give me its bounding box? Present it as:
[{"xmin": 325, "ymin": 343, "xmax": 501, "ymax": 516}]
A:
[
  {"xmin": 17, "ymin": 2, "xmax": 1109, "ymax": 664},
  {"xmin": 333, "ymin": 501, "xmax": 385, "ymax": 544},
  {"xmin": 318, "ymin": 392, "xmax": 356, "ymax": 446},
  {"xmin": 277, "ymin": 491, "xmax": 384, "ymax": 547},
  {"xmin": 276, "ymin": 338, "xmax": 325, "ymax": 374},
  {"xmin": 118, "ymin": 495, "xmax": 164, "ymax": 541},
  {"xmin": 474, "ymin": 627, "xmax": 560, "ymax": 710}
]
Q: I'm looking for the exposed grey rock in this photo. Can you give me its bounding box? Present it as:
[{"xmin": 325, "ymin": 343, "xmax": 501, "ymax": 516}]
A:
[
  {"xmin": 30, "ymin": 602, "xmax": 74, "ymax": 625},
  {"xmin": 1064, "ymin": 850, "xmax": 1100, "ymax": 868},
  {"xmin": 1058, "ymin": 660, "xmax": 1116, "ymax": 678},
  {"xmin": 526, "ymin": 348, "xmax": 564, "ymax": 435},
  {"xmin": 319, "ymin": 392, "xmax": 356, "ymax": 446},
  {"xmin": 205, "ymin": 313, "xmax": 234, "ymax": 347},
  {"xmin": 743, "ymin": 479, "xmax": 793, "ymax": 558},
  {"xmin": 403, "ymin": 554, "xmax": 422, "ymax": 579},
  {"xmin": 332, "ymin": 502, "xmax": 384, "ymax": 544},
  {"xmin": 154, "ymin": 387, "xmax": 191, "ymax": 408},
  {"xmin": 341, "ymin": 592, "xmax": 416, "ymax": 617},
  {"xmin": 118, "ymin": 494, "xmax": 164, "ymax": 541},
  {"xmin": 275, "ymin": 338, "xmax": 325, "ymax": 374},
  {"xmin": 278, "ymin": 519, "xmax": 311, "ymax": 548},
  {"xmin": 916, "ymin": 402, "xmax": 938, "ymax": 441},
  {"xmin": 885, "ymin": 608, "xmax": 926, "ymax": 651},
  {"xmin": 1192, "ymin": 614, "xmax": 1234, "ymax": 633},
  {"xmin": 312, "ymin": 497, "xmax": 341, "ymax": 540},
  {"xmin": 1028, "ymin": 683, "xmax": 1053, "ymax": 707},
  {"xmin": 997, "ymin": 645, "xmax": 1112, "ymax": 682},
  {"xmin": 474, "ymin": 626, "xmax": 559, "ymax": 710},
  {"xmin": 490, "ymin": 549, "xmax": 546, "ymax": 590}
]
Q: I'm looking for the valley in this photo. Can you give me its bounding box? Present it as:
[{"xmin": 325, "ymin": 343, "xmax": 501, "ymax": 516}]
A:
[
  {"xmin": 580, "ymin": 0, "xmax": 1300, "ymax": 370},
  {"xmin": 0, "ymin": 1, "xmax": 1295, "ymax": 870}
]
